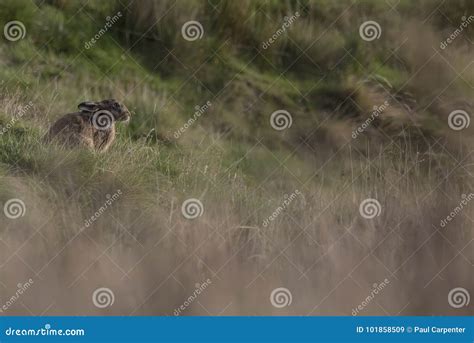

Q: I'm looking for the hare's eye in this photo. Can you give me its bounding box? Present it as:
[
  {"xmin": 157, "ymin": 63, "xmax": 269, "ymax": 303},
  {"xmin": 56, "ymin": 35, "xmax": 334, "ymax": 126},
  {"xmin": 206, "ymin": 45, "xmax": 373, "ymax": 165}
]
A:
[{"xmin": 113, "ymin": 103, "xmax": 120, "ymax": 109}]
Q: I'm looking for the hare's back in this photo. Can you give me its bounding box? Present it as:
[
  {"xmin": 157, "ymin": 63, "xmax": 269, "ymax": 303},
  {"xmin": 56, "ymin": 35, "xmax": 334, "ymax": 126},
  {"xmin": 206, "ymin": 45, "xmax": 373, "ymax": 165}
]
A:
[{"xmin": 48, "ymin": 112, "xmax": 88, "ymax": 138}]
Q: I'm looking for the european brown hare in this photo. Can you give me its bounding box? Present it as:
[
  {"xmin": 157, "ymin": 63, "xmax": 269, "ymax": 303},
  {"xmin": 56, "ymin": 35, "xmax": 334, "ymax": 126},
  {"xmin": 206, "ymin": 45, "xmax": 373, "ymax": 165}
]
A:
[{"xmin": 45, "ymin": 99, "xmax": 131, "ymax": 152}]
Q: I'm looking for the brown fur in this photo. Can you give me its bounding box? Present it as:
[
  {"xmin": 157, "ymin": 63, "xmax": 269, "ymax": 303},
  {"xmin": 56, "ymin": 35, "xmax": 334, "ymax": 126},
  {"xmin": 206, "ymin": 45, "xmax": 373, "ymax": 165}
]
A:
[{"xmin": 45, "ymin": 99, "xmax": 131, "ymax": 152}]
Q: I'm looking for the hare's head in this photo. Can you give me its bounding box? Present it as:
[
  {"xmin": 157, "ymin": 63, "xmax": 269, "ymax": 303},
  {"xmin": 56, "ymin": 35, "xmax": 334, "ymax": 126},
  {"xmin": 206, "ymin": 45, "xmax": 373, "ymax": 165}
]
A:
[{"xmin": 78, "ymin": 99, "xmax": 131, "ymax": 123}]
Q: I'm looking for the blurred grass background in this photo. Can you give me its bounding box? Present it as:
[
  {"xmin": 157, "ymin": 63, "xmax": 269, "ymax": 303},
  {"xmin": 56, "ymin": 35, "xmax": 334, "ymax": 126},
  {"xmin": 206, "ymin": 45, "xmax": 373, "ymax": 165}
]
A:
[{"xmin": 0, "ymin": 0, "xmax": 472, "ymax": 315}]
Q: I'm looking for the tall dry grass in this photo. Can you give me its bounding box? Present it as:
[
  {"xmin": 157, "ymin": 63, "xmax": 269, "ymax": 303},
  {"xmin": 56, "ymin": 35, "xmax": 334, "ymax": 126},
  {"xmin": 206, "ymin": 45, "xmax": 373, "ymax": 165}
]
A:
[{"xmin": 0, "ymin": 120, "xmax": 472, "ymax": 315}]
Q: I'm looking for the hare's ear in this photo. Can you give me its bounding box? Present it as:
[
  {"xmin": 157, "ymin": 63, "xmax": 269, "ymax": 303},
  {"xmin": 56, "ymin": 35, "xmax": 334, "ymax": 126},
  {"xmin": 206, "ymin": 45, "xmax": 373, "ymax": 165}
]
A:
[{"xmin": 78, "ymin": 101, "xmax": 98, "ymax": 112}]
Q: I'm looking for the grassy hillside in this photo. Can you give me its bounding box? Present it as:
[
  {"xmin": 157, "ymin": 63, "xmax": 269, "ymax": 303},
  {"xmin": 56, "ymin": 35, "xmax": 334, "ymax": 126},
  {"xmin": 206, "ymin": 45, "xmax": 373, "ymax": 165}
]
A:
[{"xmin": 0, "ymin": 0, "xmax": 472, "ymax": 315}]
